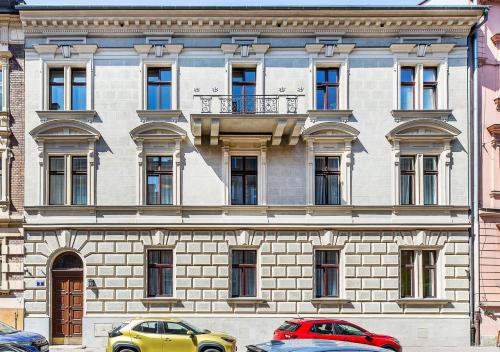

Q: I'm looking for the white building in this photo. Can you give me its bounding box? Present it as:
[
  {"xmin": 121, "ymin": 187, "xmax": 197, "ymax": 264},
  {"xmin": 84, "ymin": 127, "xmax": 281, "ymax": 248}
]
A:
[{"xmin": 20, "ymin": 5, "xmax": 484, "ymax": 350}]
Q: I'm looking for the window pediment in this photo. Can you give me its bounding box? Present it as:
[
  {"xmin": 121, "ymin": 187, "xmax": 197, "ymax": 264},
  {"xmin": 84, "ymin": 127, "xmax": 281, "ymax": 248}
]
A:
[
  {"xmin": 30, "ymin": 120, "xmax": 101, "ymax": 142},
  {"xmin": 130, "ymin": 122, "xmax": 186, "ymax": 142},
  {"xmin": 302, "ymin": 122, "xmax": 359, "ymax": 143},
  {"xmin": 386, "ymin": 119, "xmax": 460, "ymax": 143}
]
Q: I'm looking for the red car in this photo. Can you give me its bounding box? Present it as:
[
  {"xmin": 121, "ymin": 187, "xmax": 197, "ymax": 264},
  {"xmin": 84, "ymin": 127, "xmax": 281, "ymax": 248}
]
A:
[{"xmin": 273, "ymin": 319, "xmax": 401, "ymax": 352}]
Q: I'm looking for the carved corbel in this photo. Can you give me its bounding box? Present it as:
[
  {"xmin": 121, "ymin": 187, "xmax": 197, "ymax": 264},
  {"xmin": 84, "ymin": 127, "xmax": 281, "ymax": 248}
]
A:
[
  {"xmin": 37, "ymin": 140, "xmax": 45, "ymax": 166},
  {"xmin": 136, "ymin": 138, "xmax": 144, "ymax": 166}
]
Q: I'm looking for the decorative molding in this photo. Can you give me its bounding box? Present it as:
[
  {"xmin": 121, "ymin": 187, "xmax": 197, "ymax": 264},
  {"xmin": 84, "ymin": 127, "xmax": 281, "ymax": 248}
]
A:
[
  {"xmin": 29, "ymin": 119, "xmax": 101, "ymax": 142},
  {"xmin": 308, "ymin": 109, "xmax": 353, "ymax": 123},
  {"xmin": 491, "ymin": 33, "xmax": 500, "ymax": 46},
  {"xmin": 310, "ymin": 298, "xmax": 351, "ymax": 305},
  {"xmin": 136, "ymin": 109, "xmax": 183, "ymax": 123},
  {"xmin": 390, "ymin": 43, "xmax": 455, "ymax": 55},
  {"xmin": 36, "ymin": 110, "xmax": 97, "ymax": 123},
  {"xmin": 390, "ymin": 109, "xmax": 453, "ymax": 123},
  {"xmin": 226, "ymin": 297, "xmax": 267, "ymax": 304},
  {"xmin": 395, "ymin": 298, "xmax": 451, "ymax": 306},
  {"xmin": 302, "ymin": 121, "xmax": 360, "ymax": 143},
  {"xmin": 494, "ymin": 97, "xmax": 500, "ymax": 112},
  {"xmin": 386, "ymin": 118, "xmax": 460, "ymax": 142}
]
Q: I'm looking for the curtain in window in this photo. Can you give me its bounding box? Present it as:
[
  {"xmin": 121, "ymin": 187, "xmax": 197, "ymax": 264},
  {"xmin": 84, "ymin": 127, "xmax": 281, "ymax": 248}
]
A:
[
  {"xmin": 400, "ymin": 250, "xmax": 414, "ymax": 298},
  {"xmin": 49, "ymin": 157, "xmax": 65, "ymax": 205},
  {"xmin": 0, "ymin": 71, "xmax": 3, "ymax": 111},
  {"xmin": 160, "ymin": 175, "xmax": 173, "ymax": 205},
  {"xmin": 231, "ymin": 250, "xmax": 256, "ymax": 297},
  {"xmin": 327, "ymin": 175, "xmax": 340, "ymax": 205},
  {"xmin": 71, "ymin": 69, "xmax": 86, "ymax": 110},
  {"xmin": 315, "ymin": 251, "xmax": 339, "ymax": 298},
  {"xmin": 423, "ymin": 251, "xmax": 436, "ymax": 298},
  {"xmin": 400, "ymin": 157, "xmax": 414, "ymax": 205},
  {"xmin": 148, "ymin": 250, "xmax": 173, "ymax": 297},
  {"xmin": 423, "ymin": 156, "xmax": 438, "ymax": 205},
  {"xmin": 72, "ymin": 157, "xmax": 87, "ymax": 205}
]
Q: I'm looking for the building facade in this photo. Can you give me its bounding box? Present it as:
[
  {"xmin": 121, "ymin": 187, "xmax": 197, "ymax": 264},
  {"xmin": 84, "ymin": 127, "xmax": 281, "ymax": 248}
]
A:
[
  {"xmin": 0, "ymin": 0, "xmax": 24, "ymax": 330},
  {"xmin": 477, "ymin": 0, "xmax": 500, "ymax": 346},
  {"xmin": 20, "ymin": 6, "xmax": 483, "ymax": 349}
]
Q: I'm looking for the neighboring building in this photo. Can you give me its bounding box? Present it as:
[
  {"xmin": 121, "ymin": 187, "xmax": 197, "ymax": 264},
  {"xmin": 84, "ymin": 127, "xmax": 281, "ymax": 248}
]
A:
[
  {"xmin": 19, "ymin": 5, "xmax": 483, "ymax": 349},
  {"xmin": 0, "ymin": 0, "xmax": 24, "ymax": 330},
  {"xmin": 477, "ymin": 0, "xmax": 500, "ymax": 346}
]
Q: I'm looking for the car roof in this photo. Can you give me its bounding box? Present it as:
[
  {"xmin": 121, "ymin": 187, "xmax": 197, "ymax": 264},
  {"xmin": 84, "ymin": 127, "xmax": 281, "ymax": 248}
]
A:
[
  {"xmin": 129, "ymin": 317, "xmax": 182, "ymax": 322},
  {"xmin": 248, "ymin": 339, "xmax": 386, "ymax": 352},
  {"xmin": 287, "ymin": 318, "xmax": 348, "ymax": 324}
]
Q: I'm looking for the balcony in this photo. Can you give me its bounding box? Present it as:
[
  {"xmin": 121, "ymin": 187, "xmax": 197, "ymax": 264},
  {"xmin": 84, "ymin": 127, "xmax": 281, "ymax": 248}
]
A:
[{"xmin": 191, "ymin": 95, "xmax": 307, "ymax": 146}]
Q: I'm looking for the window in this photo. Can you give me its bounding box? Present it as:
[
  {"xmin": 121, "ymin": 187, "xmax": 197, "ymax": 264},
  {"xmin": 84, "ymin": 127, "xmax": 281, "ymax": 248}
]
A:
[
  {"xmin": 311, "ymin": 323, "xmax": 334, "ymax": 335},
  {"xmin": 400, "ymin": 67, "xmax": 415, "ymax": 110},
  {"xmin": 49, "ymin": 156, "xmax": 65, "ymax": 205},
  {"xmin": 277, "ymin": 322, "xmax": 300, "ymax": 332},
  {"xmin": 315, "ymin": 156, "xmax": 340, "ymax": 205},
  {"xmin": 316, "ymin": 68, "xmax": 339, "ymax": 110},
  {"xmin": 49, "ymin": 156, "xmax": 88, "ymax": 205},
  {"xmin": 71, "ymin": 69, "xmax": 86, "ymax": 110},
  {"xmin": 423, "ymin": 67, "xmax": 437, "ymax": 110},
  {"xmin": 71, "ymin": 157, "xmax": 87, "ymax": 205},
  {"xmin": 400, "ymin": 155, "xmax": 438, "ymax": 206},
  {"xmin": 232, "ymin": 68, "xmax": 256, "ymax": 113},
  {"xmin": 147, "ymin": 249, "xmax": 173, "ymax": 297},
  {"xmin": 400, "ymin": 156, "xmax": 415, "ymax": 205},
  {"xmin": 49, "ymin": 69, "xmax": 64, "ymax": 110},
  {"xmin": 335, "ymin": 323, "xmax": 365, "ymax": 336},
  {"xmin": 400, "ymin": 250, "xmax": 437, "ymax": 299},
  {"xmin": 164, "ymin": 322, "xmax": 190, "ymax": 335},
  {"xmin": 0, "ymin": 71, "xmax": 3, "ymax": 111},
  {"xmin": 423, "ymin": 156, "xmax": 438, "ymax": 205},
  {"xmin": 231, "ymin": 249, "xmax": 257, "ymax": 297},
  {"xmin": 147, "ymin": 68, "xmax": 172, "ymax": 110},
  {"xmin": 315, "ymin": 250, "xmax": 339, "ymax": 298},
  {"xmin": 231, "ymin": 156, "xmax": 257, "ymax": 205},
  {"xmin": 48, "ymin": 67, "xmax": 87, "ymax": 111},
  {"xmin": 133, "ymin": 321, "xmax": 162, "ymax": 334},
  {"xmin": 146, "ymin": 156, "xmax": 173, "ymax": 205}
]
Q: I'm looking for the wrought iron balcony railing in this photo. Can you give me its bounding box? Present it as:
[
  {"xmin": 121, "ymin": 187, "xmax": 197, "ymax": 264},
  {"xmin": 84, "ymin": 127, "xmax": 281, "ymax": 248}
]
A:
[{"xmin": 198, "ymin": 95, "xmax": 299, "ymax": 114}]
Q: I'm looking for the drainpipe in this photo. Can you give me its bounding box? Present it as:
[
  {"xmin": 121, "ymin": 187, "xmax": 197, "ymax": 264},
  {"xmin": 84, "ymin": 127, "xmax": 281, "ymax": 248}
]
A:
[{"xmin": 469, "ymin": 7, "xmax": 489, "ymax": 346}]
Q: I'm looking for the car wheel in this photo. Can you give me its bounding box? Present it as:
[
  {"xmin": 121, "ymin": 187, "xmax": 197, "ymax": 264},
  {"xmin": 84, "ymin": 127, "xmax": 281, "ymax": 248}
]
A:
[
  {"xmin": 118, "ymin": 349, "xmax": 137, "ymax": 352},
  {"xmin": 202, "ymin": 349, "xmax": 222, "ymax": 352},
  {"xmin": 381, "ymin": 346, "xmax": 398, "ymax": 352}
]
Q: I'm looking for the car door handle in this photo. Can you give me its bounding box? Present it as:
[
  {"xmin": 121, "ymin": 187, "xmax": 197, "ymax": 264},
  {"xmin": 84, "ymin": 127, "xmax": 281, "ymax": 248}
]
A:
[
  {"xmin": 163, "ymin": 338, "xmax": 172, "ymax": 341},
  {"xmin": 133, "ymin": 335, "xmax": 142, "ymax": 339}
]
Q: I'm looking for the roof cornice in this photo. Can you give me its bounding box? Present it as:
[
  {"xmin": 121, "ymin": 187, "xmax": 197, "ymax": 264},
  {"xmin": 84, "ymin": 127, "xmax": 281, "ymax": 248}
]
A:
[{"xmin": 18, "ymin": 8, "xmax": 484, "ymax": 37}]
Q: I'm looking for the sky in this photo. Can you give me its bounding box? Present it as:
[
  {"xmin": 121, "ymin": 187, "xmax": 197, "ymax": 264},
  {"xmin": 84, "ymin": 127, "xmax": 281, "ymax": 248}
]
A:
[{"xmin": 23, "ymin": 0, "xmax": 421, "ymax": 6}]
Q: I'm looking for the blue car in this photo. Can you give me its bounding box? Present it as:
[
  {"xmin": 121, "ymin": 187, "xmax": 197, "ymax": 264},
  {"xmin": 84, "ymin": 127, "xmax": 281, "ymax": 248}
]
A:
[
  {"xmin": 0, "ymin": 322, "xmax": 48, "ymax": 352},
  {"xmin": 247, "ymin": 339, "xmax": 390, "ymax": 352}
]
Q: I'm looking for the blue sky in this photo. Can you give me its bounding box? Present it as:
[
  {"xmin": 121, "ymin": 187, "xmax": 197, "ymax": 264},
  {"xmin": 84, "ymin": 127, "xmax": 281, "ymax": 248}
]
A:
[{"xmin": 24, "ymin": 0, "xmax": 420, "ymax": 6}]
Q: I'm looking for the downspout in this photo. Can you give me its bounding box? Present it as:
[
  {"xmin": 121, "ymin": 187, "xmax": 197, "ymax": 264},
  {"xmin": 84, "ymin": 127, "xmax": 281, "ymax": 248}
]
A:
[{"xmin": 469, "ymin": 7, "xmax": 489, "ymax": 346}]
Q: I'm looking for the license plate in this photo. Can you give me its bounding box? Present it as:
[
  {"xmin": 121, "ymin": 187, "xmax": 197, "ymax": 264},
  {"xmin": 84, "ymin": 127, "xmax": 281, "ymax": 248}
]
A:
[{"xmin": 41, "ymin": 345, "xmax": 49, "ymax": 352}]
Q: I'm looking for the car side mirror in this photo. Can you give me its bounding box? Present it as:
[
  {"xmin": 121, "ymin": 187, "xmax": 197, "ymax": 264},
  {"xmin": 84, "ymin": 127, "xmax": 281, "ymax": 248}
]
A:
[
  {"xmin": 364, "ymin": 334, "xmax": 373, "ymax": 341},
  {"xmin": 186, "ymin": 330, "xmax": 194, "ymax": 336}
]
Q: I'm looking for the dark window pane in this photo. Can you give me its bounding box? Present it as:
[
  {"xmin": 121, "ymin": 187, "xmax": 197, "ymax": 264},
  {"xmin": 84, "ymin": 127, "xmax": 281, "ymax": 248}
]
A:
[
  {"xmin": 245, "ymin": 157, "xmax": 257, "ymax": 171},
  {"xmin": 53, "ymin": 252, "xmax": 83, "ymax": 269},
  {"xmin": 148, "ymin": 250, "xmax": 173, "ymax": 297},
  {"xmin": 400, "ymin": 86, "xmax": 414, "ymax": 110},
  {"xmin": 401, "ymin": 67, "xmax": 415, "ymax": 82},
  {"xmin": 311, "ymin": 323, "xmax": 334, "ymax": 335},
  {"xmin": 231, "ymin": 250, "xmax": 257, "ymax": 297},
  {"xmin": 72, "ymin": 156, "xmax": 87, "ymax": 205},
  {"xmin": 423, "ymin": 67, "xmax": 437, "ymax": 82},
  {"xmin": 335, "ymin": 324, "xmax": 365, "ymax": 336},
  {"xmin": 49, "ymin": 69, "xmax": 64, "ymax": 111},
  {"xmin": 315, "ymin": 157, "xmax": 341, "ymax": 205},
  {"xmin": 147, "ymin": 175, "xmax": 160, "ymax": 205},
  {"xmin": 423, "ymin": 87, "xmax": 436, "ymax": 110},
  {"xmin": 231, "ymin": 156, "xmax": 258, "ymax": 205},
  {"xmin": 423, "ymin": 251, "xmax": 436, "ymax": 298},
  {"xmin": 147, "ymin": 67, "xmax": 171, "ymax": 110},
  {"xmin": 316, "ymin": 87, "xmax": 325, "ymax": 110},
  {"xmin": 49, "ymin": 69, "xmax": 64, "ymax": 84},
  {"xmin": 160, "ymin": 156, "xmax": 173, "ymax": 172},
  {"xmin": 146, "ymin": 156, "xmax": 173, "ymax": 205},
  {"xmin": 231, "ymin": 156, "xmax": 243, "ymax": 171},
  {"xmin": 160, "ymin": 174, "xmax": 173, "ymax": 205},
  {"xmin": 400, "ymin": 250, "xmax": 414, "ymax": 298},
  {"xmin": 315, "ymin": 250, "xmax": 340, "ymax": 298},
  {"xmin": 148, "ymin": 68, "xmax": 160, "ymax": 82},
  {"xmin": 133, "ymin": 321, "xmax": 161, "ymax": 334},
  {"xmin": 49, "ymin": 156, "xmax": 65, "ymax": 205},
  {"xmin": 316, "ymin": 69, "xmax": 326, "ymax": 84},
  {"xmin": 231, "ymin": 175, "xmax": 244, "ymax": 205}
]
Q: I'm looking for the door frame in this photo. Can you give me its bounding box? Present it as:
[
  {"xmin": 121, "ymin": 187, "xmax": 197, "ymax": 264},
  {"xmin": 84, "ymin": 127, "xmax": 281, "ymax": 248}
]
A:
[{"xmin": 49, "ymin": 250, "xmax": 85, "ymax": 345}]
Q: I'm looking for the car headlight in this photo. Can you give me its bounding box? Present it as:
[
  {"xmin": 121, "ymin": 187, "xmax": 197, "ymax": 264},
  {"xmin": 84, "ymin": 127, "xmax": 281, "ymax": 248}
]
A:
[{"xmin": 222, "ymin": 336, "xmax": 235, "ymax": 343}]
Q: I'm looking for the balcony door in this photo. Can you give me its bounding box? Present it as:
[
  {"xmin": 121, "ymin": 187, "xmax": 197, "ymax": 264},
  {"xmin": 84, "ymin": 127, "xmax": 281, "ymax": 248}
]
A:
[{"xmin": 232, "ymin": 68, "xmax": 256, "ymax": 113}]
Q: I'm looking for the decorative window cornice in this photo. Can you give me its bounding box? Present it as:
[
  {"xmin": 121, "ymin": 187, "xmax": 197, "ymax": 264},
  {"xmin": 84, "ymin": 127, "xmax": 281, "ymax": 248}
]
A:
[
  {"xmin": 29, "ymin": 119, "xmax": 101, "ymax": 142},
  {"xmin": 385, "ymin": 118, "xmax": 460, "ymax": 143},
  {"xmin": 302, "ymin": 121, "xmax": 359, "ymax": 143},
  {"xmin": 129, "ymin": 121, "xmax": 187, "ymax": 142}
]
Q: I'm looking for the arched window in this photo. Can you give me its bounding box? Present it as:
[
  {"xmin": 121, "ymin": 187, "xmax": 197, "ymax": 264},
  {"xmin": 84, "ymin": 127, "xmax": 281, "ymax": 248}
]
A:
[{"xmin": 52, "ymin": 252, "xmax": 83, "ymax": 270}]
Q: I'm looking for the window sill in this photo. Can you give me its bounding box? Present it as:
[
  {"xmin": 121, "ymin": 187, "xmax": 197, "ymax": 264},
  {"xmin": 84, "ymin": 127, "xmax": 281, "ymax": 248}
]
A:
[
  {"xmin": 141, "ymin": 297, "xmax": 182, "ymax": 304},
  {"xmin": 308, "ymin": 109, "xmax": 353, "ymax": 123},
  {"xmin": 37, "ymin": 110, "xmax": 97, "ymax": 123},
  {"xmin": 136, "ymin": 109, "xmax": 183, "ymax": 122},
  {"xmin": 391, "ymin": 109, "xmax": 453, "ymax": 122},
  {"xmin": 310, "ymin": 298, "xmax": 351, "ymax": 305},
  {"xmin": 226, "ymin": 297, "xmax": 267, "ymax": 304},
  {"xmin": 396, "ymin": 298, "xmax": 451, "ymax": 306}
]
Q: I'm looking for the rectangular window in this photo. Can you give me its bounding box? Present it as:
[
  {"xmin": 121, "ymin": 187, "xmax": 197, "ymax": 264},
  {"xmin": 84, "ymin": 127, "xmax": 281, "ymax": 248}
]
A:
[
  {"xmin": 400, "ymin": 67, "xmax": 415, "ymax": 110},
  {"xmin": 71, "ymin": 156, "xmax": 87, "ymax": 205},
  {"xmin": 49, "ymin": 156, "xmax": 65, "ymax": 205},
  {"xmin": 49, "ymin": 69, "xmax": 65, "ymax": 111},
  {"xmin": 316, "ymin": 68, "xmax": 339, "ymax": 110},
  {"xmin": 423, "ymin": 156, "xmax": 438, "ymax": 205},
  {"xmin": 315, "ymin": 250, "xmax": 340, "ymax": 298},
  {"xmin": 231, "ymin": 156, "xmax": 257, "ymax": 205},
  {"xmin": 0, "ymin": 157, "xmax": 3, "ymax": 199},
  {"xmin": 400, "ymin": 250, "xmax": 414, "ymax": 298},
  {"xmin": 232, "ymin": 68, "xmax": 256, "ymax": 113},
  {"xmin": 422, "ymin": 250, "xmax": 437, "ymax": 298},
  {"xmin": 146, "ymin": 156, "xmax": 173, "ymax": 205},
  {"xmin": 315, "ymin": 156, "xmax": 340, "ymax": 205},
  {"xmin": 400, "ymin": 156, "xmax": 415, "ymax": 205},
  {"xmin": 147, "ymin": 250, "xmax": 173, "ymax": 297},
  {"xmin": 423, "ymin": 67, "xmax": 437, "ymax": 110},
  {"xmin": 71, "ymin": 69, "xmax": 87, "ymax": 110},
  {"xmin": 231, "ymin": 249, "xmax": 257, "ymax": 297},
  {"xmin": 147, "ymin": 68, "xmax": 172, "ymax": 110},
  {"xmin": 0, "ymin": 70, "xmax": 3, "ymax": 111}
]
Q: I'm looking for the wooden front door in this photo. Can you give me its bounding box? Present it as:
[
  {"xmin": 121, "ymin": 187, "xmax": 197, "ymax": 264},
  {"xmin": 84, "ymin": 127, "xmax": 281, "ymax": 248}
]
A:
[{"xmin": 51, "ymin": 252, "xmax": 84, "ymax": 345}]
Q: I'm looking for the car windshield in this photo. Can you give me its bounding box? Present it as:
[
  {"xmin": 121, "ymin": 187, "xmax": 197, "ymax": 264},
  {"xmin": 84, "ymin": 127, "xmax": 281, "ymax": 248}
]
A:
[
  {"xmin": 0, "ymin": 322, "xmax": 17, "ymax": 334},
  {"xmin": 180, "ymin": 321, "xmax": 205, "ymax": 334}
]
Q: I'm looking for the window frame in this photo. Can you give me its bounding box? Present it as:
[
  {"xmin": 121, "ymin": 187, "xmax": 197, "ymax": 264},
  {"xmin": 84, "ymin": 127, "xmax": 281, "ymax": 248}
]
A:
[
  {"xmin": 314, "ymin": 156, "xmax": 341, "ymax": 205},
  {"xmin": 399, "ymin": 154, "xmax": 439, "ymax": 206},
  {"xmin": 315, "ymin": 67, "xmax": 340, "ymax": 110},
  {"xmin": 230, "ymin": 248, "xmax": 258, "ymax": 298},
  {"xmin": 146, "ymin": 67, "xmax": 172, "ymax": 110},
  {"xmin": 45, "ymin": 65, "xmax": 90, "ymax": 111},
  {"xmin": 422, "ymin": 67, "xmax": 438, "ymax": 110},
  {"xmin": 146, "ymin": 248, "xmax": 175, "ymax": 298},
  {"xmin": 230, "ymin": 155, "xmax": 258, "ymax": 206},
  {"xmin": 145, "ymin": 155, "xmax": 174, "ymax": 205},
  {"xmin": 399, "ymin": 249, "xmax": 440, "ymax": 299},
  {"xmin": 70, "ymin": 68, "xmax": 87, "ymax": 110},
  {"xmin": 46, "ymin": 154, "xmax": 89, "ymax": 206},
  {"xmin": 399, "ymin": 156, "xmax": 416, "ymax": 205},
  {"xmin": 141, "ymin": 61, "xmax": 178, "ymax": 111},
  {"xmin": 400, "ymin": 66, "xmax": 415, "ymax": 110},
  {"xmin": 48, "ymin": 68, "xmax": 65, "ymax": 111},
  {"xmin": 314, "ymin": 249, "xmax": 340, "ymax": 298}
]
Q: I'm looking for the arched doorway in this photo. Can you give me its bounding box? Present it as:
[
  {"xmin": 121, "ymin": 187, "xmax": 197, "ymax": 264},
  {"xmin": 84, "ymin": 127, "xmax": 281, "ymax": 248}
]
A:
[{"xmin": 51, "ymin": 252, "xmax": 83, "ymax": 345}]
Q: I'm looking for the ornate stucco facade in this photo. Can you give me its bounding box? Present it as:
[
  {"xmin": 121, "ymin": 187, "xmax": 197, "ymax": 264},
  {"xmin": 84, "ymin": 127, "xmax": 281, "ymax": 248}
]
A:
[{"xmin": 19, "ymin": 6, "xmax": 483, "ymax": 350}]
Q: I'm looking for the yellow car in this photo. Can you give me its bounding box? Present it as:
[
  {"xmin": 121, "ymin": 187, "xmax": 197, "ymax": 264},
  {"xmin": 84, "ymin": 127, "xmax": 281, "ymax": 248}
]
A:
[{"xmin": 106, "ymin": 317, "xmax": 237, "ymax": 352}]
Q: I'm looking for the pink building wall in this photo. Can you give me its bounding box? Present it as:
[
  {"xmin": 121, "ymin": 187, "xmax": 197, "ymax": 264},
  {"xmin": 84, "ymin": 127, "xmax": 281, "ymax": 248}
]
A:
[{"xmin": 478, "ymin": 0, "xmax": 500, "ymax": 345}]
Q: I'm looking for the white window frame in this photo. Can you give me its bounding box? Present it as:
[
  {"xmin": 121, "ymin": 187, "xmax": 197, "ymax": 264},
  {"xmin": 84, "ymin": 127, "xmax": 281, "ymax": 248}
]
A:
[
  {"xmin": 312, "ymin": 60, "xmax": 349, "ymax": 111},
  {"xmin": 229, "ymin": 246, "xmax": 261, "ymax": 299},
  {"xmin": 227, "ymin": 60, "xmax": 264, "ymax": 96},
  {"xmin": 45, "ymin": 153, "xmax": 90, "ymax": 206},
  {"xmin": 0, "ymin": 59, "xmax": 9, "ymax": 113},
  {"xmin": 141, "ymin": 61, "xmax": 178, "ymax": 110},
  {"xmin": 395, "ymin": 59, "xmax": 448, "ymax": 110},
  {"xmin": 144, "ymin": 246, "xmax": 176, "ymax": 299},
  {"xmin": 313, "ymin": 247, "xmax": 346, "ymax": 299},
  {"xmin": 44, "ymin": 63, "xmax": 92, "ymax": 111},
  {"xmin": 221, "ymin": 136, "xmax": 269, "ymax": 206},
  {"xmin": 398, "ymin": 153, "xmax": 441, "ymax": 206},
  {"xmin": 399, "ymin": 248, "xmax": 444, "ymax": 299}
]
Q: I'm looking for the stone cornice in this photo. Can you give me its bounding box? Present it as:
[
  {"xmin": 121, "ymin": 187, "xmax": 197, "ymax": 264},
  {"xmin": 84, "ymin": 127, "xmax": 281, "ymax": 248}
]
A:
[{"xmin": 18, "ymin": 8, "xmax": 483, "ymax": 36}]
